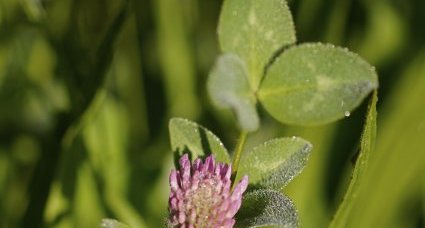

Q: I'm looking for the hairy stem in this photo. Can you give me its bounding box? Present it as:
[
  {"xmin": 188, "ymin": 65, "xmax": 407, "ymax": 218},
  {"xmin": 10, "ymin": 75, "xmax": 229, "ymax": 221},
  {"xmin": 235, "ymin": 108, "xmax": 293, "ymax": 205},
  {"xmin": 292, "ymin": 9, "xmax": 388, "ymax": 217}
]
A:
[{"xmin": 231, "ymin": 131, "xmax": 248, "ymax": 181}]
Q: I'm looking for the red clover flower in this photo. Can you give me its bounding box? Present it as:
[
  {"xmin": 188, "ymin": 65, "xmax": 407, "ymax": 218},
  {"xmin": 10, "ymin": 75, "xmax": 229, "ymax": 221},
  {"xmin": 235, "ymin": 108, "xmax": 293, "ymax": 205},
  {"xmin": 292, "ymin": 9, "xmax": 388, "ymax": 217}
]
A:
[{"xmin": 168, "ymin": 154, "xmax": 248, "ymax": 228}]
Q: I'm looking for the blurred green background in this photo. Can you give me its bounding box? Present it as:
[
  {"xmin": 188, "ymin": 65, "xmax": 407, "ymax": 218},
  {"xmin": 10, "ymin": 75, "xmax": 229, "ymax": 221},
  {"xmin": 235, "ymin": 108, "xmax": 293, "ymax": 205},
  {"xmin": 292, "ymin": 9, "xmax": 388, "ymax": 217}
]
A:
[{"xmin": 0, "ymin": 0, "xmax": 424, "ymax": 227}]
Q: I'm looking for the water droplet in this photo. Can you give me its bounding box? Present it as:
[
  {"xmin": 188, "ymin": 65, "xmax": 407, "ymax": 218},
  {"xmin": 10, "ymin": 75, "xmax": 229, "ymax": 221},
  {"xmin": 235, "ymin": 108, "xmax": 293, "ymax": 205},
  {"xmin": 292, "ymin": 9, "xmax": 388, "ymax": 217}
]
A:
[{"xmin": 344, "ymin": 111, "xmax": 351, "ymax": 117}]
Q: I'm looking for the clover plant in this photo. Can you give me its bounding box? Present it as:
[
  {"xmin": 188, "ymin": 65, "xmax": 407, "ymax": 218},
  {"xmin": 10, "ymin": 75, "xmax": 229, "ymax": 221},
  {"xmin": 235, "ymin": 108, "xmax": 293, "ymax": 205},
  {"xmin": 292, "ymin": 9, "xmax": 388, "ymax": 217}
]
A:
[{"xmin": 103, "ymin": 0, "xmax": 378, "ymax": 227}]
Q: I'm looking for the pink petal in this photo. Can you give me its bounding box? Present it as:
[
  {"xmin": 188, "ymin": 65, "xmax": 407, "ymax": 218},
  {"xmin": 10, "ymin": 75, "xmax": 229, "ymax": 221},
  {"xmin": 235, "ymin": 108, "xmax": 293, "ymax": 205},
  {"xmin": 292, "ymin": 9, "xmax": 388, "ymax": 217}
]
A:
[
  {"xmin": 204, "ymin": 154, "xmax": 216, "ymax": 173},
  {"xmin": 221, "ymin": 164, "xmax": 231, "ymax": 180},
  {"xmin": 169, "ymin": 170, "xmax": 180, "ymax": 191},
  {"xmin": 192, "ymin": 158, "xmax": 202, "ymax": 171},
  {"xmin": 169, "ymin": 196, "xmax": 178, "ymax": 210},
  {"xmin": 215, "ymin": 163, "xmax": 222, "ymax": 176},
  {"xmin": 218, "ymin": 199, "xmax": 230, "ymax": 212},
  {"xmin": 179, "ymin": 154, "xmax": 191, "ymax": 190},
  {"xmin": 231, "ymin": 175, "xmax": 248, "ymax": 200},
  {"xmin": 178, "ymin": 212, "xmax": 186, "ymax": 224},
  {"xmin": 226, "ymin": 198, "xmax": 242, "ymax": 218}
]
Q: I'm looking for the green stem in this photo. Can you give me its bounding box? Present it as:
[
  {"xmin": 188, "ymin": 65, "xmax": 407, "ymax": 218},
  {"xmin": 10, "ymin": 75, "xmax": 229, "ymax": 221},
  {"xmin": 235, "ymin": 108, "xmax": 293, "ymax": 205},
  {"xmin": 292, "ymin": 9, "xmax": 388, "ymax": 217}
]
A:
[{"xmin": 231, "ymin": 131, "xmax": 248, "ymax": 180}]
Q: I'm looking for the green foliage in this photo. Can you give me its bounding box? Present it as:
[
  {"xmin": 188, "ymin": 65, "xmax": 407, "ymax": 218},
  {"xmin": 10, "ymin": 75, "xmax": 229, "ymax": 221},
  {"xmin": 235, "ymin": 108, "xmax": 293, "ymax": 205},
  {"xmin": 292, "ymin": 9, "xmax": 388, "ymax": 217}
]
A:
[
  {"xmin": 208, "ymin": 2, "xmax": 378, "ymax": 224},
  {"xmin": 168, "ymin": 118, "xmax": 310, "ymax": 227},
  {"xmin": 218, "ymin": 0, "xmax": 296, "ymax": 91},
  {"xmin": 283, "ymin": 125, "xmax": 336, "ymax": 228},
  {"xmin": 208, "ymin": 53, "xmax": 259, "ymax": 131},
  {"xmin": 259, "ymin": 44, "xmax": 378, "ymax": 126},
  {"xmin": 101, "ymin": 218, "xmax": 130, "ymax": 228},
  {"xmin": 214, "ymin": 0, "xmax": 296, "ymax": 131},
  {"xmin": 1, "ymin": 0, "xmax": 424, "ymax": 227},
  {"xmin": 329, "ymin": 90, "xmax": 377, "ymax": 228},
  {"xmin": 236, "ymin": 137, "xmax": 312, "ymax": 190},
  {"xmin": 343, "ymin": 52, "xmax": 425, "ymax": 228},
  {"xmin": 169, "ymin": 118, "xmax": 230, "ymax": 163},
  {"xmin": 236, "ymin": 189, "xmax": 298, "ymax": 228},
  {"xmin": 211, "ymin": 1, "xmax": 377, "ymax": 129}
]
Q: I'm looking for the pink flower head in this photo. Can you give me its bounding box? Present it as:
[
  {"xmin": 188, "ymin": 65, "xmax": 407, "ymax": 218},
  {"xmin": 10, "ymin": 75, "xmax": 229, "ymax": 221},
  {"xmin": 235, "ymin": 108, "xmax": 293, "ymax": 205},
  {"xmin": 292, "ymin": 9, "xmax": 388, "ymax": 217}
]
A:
[{"xmin": 169, "ymin": 154, "xmax": 249, "ymax": 228}]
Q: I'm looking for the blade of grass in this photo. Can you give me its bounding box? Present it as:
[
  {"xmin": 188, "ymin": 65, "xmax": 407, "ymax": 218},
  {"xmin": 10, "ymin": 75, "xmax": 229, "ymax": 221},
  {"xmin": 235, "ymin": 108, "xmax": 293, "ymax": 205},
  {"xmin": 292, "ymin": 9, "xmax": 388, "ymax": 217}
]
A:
[
  {"xmin": 329, "ymin": 90, "xmax": 377, "ymax": 228},
  {"xmin": 343, "ymin": 52, "xmax": 425, "ymax": 228},
  {"xmin": 21, "ymin": 2, "xmax": 130, "ymax": 226}
]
